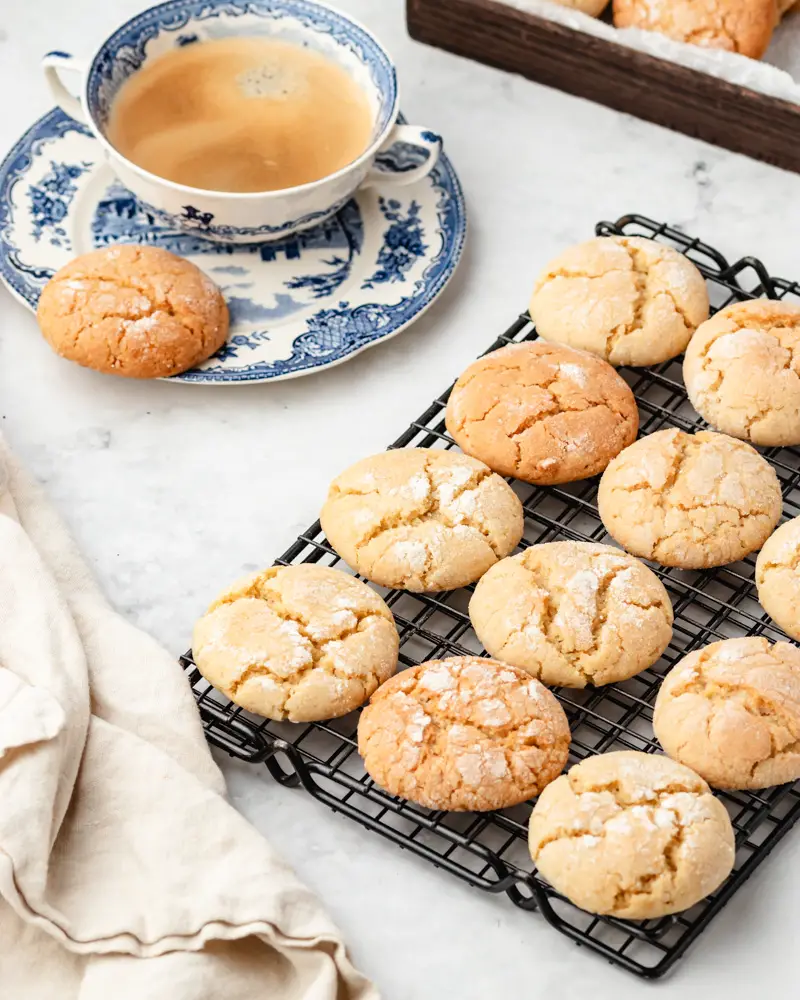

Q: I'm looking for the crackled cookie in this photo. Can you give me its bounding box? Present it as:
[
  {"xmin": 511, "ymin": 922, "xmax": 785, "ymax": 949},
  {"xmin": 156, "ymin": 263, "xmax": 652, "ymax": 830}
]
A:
[
  {"xmin": 528, "ymin": 751, "xmax": 735, "ymax": 918},
  {"xmin": 37, "ymin": 244, "xmax": 229, "ymax": 378},
  {"xmin": 529, "ymin": 236, "xmax": 709, "ymax": 368},
  {"xmin": 613, "ymin": 0, "xmax": 777, "ymax": 59},
  {"xmin": 320, "ymin": 449, "xmax": 524, "ymax": 592},
  {"xmin": 358, "ymin": 656, "xmax": 570, "ymax": 811},
  {"xmin": 192, "ymin": 565, "xmax": 399, "ymax": 723},
  {"xmin": 445, "ymin": 342, "xmax": 638, "ymax": 485},
  {"xmin": 757, "ymin": 517, "xmax": 800, "ymax": 640},
  {"xmin": 598, "ymin": 429, "xmax": 782, "ymax": 568},
  {"xmin": 470, "ymin": 542, "xmax": 673, "ymax": 688},
  {"xmin": 684, "ymin": 300, "xmax": 800, "ymax": 447},
  {"xmin": 654, "ymin": 638, "xmax": 800, "ymax": 789}
]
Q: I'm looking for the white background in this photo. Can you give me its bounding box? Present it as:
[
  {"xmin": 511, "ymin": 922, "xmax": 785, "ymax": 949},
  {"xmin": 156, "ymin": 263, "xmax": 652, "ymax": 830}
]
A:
[{"xmin": 2, "ymin": 1, "xmax": 800, "ymax": 994}]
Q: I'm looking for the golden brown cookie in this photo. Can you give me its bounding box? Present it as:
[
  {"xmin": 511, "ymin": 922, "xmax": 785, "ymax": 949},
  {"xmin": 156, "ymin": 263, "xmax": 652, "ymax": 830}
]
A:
[
  {"xmin": 192, "ymin": 565, "xmax": 399, "ymax": 723},
  {"xmin": 756, "ymin": 517, "xmax": 800, "ymax": 640},
  {"xmin": 529, "ymin": 236, "xmax": 709, "ymax": 367},
  {"xmin": 320, "ymin": 449, "xmax": 524, "ymax": 592},
  {"xmin": 550, "ymin": 0, "xmax": 609, "ymax": 14},
  {"xmin": 528, "ymin": 751, "xmax": 735, "ymax": 918},
  {"xmin": 613, "ymin": 0, "xmax": 777, "ymax": 59},
  {"xmin": 470, "ymin": 542, "xmax": 673, "ymax": 688},
  {"xmin": 358, "ymin": 657, "xmax": 571, "ymax": 811},
  {"xmin": 684, "ymin": 300, "xmax": 800, "ymax": 447},
  {"xmin": 598, "ymin": 429, "xmax": 782, "ymax": 568},
  {"xmin": 36, "ymin": 244, "xmax": 229, "ymax": 378},
  {"xmin": 445, "ymin": 342, "xmax": 639, "ymax": 485},
  {"xmin": 654, "ymin": 637, "xmax": 800, "ymax": 789}
]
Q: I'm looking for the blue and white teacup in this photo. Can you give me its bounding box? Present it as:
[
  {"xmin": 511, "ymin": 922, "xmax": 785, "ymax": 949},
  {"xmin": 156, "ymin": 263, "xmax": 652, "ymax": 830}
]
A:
[{"xmin": 43, "ymin": 0, "xmax": 442, "ymax": 243}]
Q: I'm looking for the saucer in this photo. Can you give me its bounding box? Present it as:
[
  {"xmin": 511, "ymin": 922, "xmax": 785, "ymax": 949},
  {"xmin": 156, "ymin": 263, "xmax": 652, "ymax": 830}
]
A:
[{"xmin": 0, "ymin": 109, "xmax": 466, "ymax": 384}]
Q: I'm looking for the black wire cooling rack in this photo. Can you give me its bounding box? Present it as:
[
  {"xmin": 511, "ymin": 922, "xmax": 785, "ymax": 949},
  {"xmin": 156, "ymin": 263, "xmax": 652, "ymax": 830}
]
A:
[{"xmin": 182, "ymin": 214, "xmax": 800, "ymax": 979}]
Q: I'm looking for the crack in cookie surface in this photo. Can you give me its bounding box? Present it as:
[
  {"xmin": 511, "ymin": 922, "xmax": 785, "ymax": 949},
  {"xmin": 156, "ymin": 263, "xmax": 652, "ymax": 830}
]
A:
[
  {"xmin": 358, "ymin": 657, "xmax": 571, "ymax": 811},
  {"xmin": 756, "ymin": 516, "xmax": 800, "ymax": 641},
  {"xmin": 321, "ymin": 449, "xmax": 523, "ymax": 591},
  {"xmin": 470, "ymin": 542, "xmax": 673, "ymax": 689},
  {"xmin": 446, "ymin": 342, "xmax": 639, "ymax": 485},
  {"xmin": 684, "ymin": 301, "xmax": 800, "ymax": 447},
  {"xmin": 612, "ymin": 0, "xmax": 775, "ymax": 59},
  {"xmin": 528, "ymin": 751, "xmax": 735, "ymax": 918},
  {"xmin": 598, "ymin": 429, "xmax": 782, "ymax": 568},
  {"xmin": 529, "ymin": 236, "xmax": 709, "ymax": 367},
  {"xmin": 193, "ymin": 565, "xmax": 399, "ymax": 722},
  {"xmin": 654, "ymin": 637, "xmax": 800, "ymax": 789}
]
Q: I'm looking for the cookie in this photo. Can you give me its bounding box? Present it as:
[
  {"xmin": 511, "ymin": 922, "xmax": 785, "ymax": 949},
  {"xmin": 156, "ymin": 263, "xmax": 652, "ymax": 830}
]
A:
[
  {"xmin": 36, "ymin": 244, "xmax": 229, "ymax": 378},
  {"xmin": 528, "ymin": 751, "xmax": 735, "ymax": 918},
  {"xmin": 654, "ymin": 637, "xmax": 800, "ymax": 789},
  {"xmin": 684, "ymin": 300, "xmax": 800, "ymax": 447},
  {"xmin": 320, "ymin": 449, "xmax": 524, "ymax": 592},
  {"xmin": 445, "ymin": 342, "xmax": 639, "ymax": 485},
  {"xmin": 192, "ymin": 565, "xmax": 399, "ymax": 723},
  {"xmin": 598, "ymin": 429, "xmax": 782, "ymax": 568},
  {"xmin": 358, "ymin": 656, "xmax": 571, "ymax": 811},
  {"xmin": 756, "ymin": 517, "xmax": 800, "ymax": 640},
  {"xmin": 470, "ymin": 542, "xmax": 673, "ymax": 688},
  {"xmin": 613, "ymin": 0, "xmax": 777, "ymax": 59},
  {"xmin": 529, "ymin": 236, "xmax": 709, "ymax": 368},
  {"xmin": 550, "ymin": 0, "xmax": 609, "ymax": 14}
]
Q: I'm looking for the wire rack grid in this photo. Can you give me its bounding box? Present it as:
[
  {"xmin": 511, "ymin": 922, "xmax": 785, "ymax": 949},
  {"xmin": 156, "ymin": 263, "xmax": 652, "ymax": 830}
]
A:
[{"xmin": 182, "ymin": 213, "xmax": 800, "ymax": 979}]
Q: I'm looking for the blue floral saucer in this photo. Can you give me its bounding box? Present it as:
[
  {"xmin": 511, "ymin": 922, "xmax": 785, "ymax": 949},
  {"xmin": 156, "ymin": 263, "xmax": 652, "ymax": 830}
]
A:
[{"xmin": 0, "ymin": 109, "xmax": 466, "ymax": 383}]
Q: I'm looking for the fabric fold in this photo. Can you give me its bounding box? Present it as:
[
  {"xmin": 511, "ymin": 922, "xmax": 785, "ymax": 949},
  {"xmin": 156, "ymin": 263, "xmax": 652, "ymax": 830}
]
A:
[{"xmin": 0, "ymin": 435, "xmax": 377, "ymax": 1000}]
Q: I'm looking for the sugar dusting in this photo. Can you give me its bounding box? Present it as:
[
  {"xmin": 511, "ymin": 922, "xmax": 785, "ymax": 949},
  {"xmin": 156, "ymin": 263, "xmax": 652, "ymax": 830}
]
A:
[
  {"xmin": 391, "ymin": 539, "xmax": 428, "ymax": 574},
  {"xmin": 456, "ymin": 749, "xmax": 509, "ymax": 786},
  {"xmin": 405, "ymin": 702, "xmax": 432, "ymax": 743},
  {"xmin": 390, "ymin": 472, "xmax": 429, "ymax": 502},
  {"xmin": 559, "ymin": 362, "xmax": 589, "ymax": 387},
  {"xmin": 419, "ymin": 665, "xmax": 457, "ymax": 693},
  {"xmin": 474, "ymin": 697, "xmax": 512, "ymax": 727},
  {"xmin": 552, "ymin": 568, "xmax": 599, "ymax": 650}
]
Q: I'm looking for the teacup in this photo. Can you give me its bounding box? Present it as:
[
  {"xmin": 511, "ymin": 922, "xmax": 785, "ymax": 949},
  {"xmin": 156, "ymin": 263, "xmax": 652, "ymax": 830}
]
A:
[{"xmin": 43, "ymin": 0, "xmax": 442, "ymax": 244}]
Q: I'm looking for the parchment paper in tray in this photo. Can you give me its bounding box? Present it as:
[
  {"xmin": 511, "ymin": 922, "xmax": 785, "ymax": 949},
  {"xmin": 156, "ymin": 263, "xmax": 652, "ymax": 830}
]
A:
[{"xmin": 497, "ymin": 0, "xmax": 800, "ymax": 105}]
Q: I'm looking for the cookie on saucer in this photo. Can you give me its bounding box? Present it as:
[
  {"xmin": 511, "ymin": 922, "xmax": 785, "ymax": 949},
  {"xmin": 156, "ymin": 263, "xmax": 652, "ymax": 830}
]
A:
[{"xmin": 37, "ymin": 244, "xmax": 229, "ymax": 378}]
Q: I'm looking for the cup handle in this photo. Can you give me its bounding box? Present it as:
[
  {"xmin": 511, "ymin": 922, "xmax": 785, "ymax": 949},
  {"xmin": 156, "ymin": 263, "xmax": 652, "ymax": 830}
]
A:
[
  {"xmin": 42, "ymin": 51, "xmax": 89, "ymax": 124},
  {"xmin": 364, "ymin": 125, "xmax": 442, "ymax": 188}
]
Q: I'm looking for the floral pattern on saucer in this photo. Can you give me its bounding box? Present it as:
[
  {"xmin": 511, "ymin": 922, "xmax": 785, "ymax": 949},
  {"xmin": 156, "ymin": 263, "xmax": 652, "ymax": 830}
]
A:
[{"xmin": 0, "ymin": 109, "xmax": 466, "ymax": 384}]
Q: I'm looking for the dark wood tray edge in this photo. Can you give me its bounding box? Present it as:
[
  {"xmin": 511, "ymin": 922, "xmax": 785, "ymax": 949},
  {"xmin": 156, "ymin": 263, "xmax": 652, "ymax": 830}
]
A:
[{"xmin": 407, "ymin": 0, "xmax": 800, "ymax": 174}]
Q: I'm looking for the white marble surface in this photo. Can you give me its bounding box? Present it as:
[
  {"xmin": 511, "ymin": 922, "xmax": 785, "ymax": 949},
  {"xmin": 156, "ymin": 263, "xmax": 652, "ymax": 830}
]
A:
[{"xmin": 2, "ymin": 1, "xmax": 800, "ymax": 995}]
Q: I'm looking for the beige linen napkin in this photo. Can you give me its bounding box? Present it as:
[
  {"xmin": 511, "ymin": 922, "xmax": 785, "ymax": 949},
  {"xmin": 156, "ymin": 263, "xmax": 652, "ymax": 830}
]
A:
[{"xmin": 0, "ymin": 435, "xmax": 378, "ymax": 999}]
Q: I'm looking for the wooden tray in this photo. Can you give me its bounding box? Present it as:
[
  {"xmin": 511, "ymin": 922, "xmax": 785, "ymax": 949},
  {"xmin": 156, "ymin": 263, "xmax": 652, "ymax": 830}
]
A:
[{"xmin": 406, "ymin": 0, "xmax": 800, "ymax": 174}]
